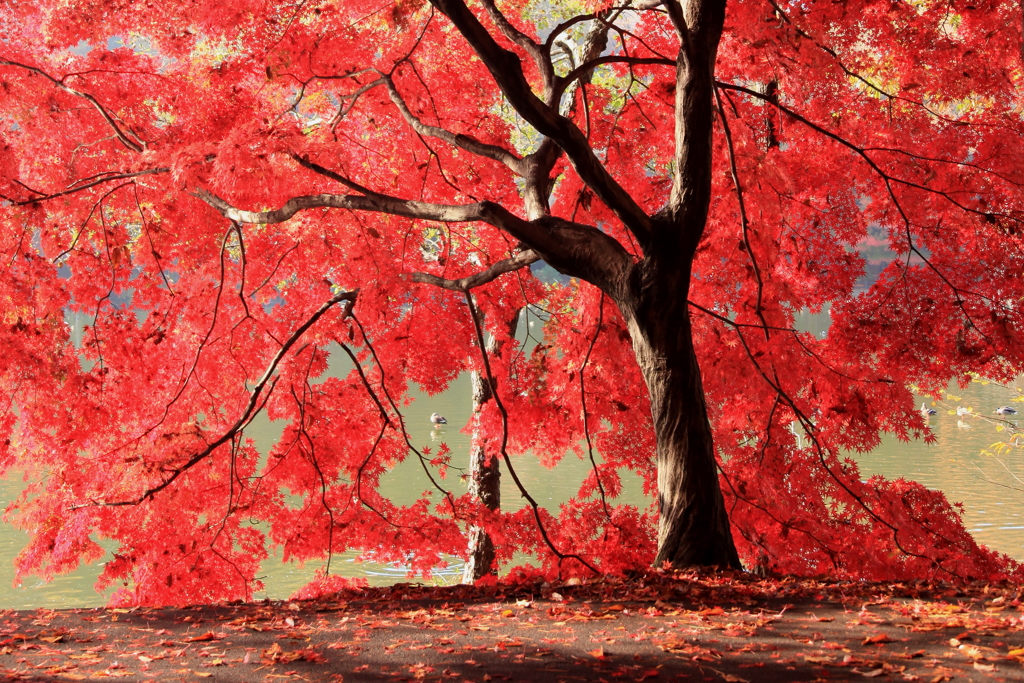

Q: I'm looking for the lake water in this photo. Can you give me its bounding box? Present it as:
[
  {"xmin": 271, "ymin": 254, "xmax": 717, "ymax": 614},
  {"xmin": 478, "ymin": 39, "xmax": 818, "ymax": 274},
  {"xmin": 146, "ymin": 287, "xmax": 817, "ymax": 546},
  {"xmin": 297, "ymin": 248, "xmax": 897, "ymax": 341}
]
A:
[{"xmin": 1, "ymin": 315, "xmax": 1021, "ymax": 608}]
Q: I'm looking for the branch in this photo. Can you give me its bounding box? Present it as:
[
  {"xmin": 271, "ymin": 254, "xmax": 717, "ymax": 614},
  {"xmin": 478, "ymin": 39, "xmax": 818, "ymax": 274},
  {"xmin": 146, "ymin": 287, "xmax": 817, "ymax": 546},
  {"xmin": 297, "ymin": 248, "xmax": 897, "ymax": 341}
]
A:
[
  {"xmin": 765, "ymin": 0, "xmax": 970, "ymax": 128},
  {"xmin": 554, "ymin": 56, "xmax": 674, "ymax": 103},
  {"xmin": 72, "ymin": 289, "xmax": 358, "ymax": 508},
  {"xmin": 382, "ymin": 75, "xmax": 526, "ymax": 174},
  {"xmin": 10, "ymin": 168, "xmax": 169, "ymax": 205},
  {"xmin": 409, "ymin": 249, "xmax": 540, "ymax": 291},
  {"xmin": 428, "ymin": 0, "xmax": 653, "ymax": 244},
  {"xmin": 661, "ymin": 0, "xmax": 725, "ymax": 248},
  {"xmin": 714, "ymin": 87, "xmax": 769, "ymax": 338},
  {"xmin": 477, "ymin": 0, "xmax": 554, "ymax": 97},
  {"xmin": 0, "ymin": 59, "xmax": 148, "ymax": 153},
  {"xmin": 194, "ymin": 186, "xmax": 483, "ymax": 225},
  {"xmin": 196, "ymin": 180, "xmax": 633, "ymax": 294},
  {"xmin": 578, "ymin": 293, "xmax": 616, "ymax": 524},
  {"xmin": 718, "ymin": 82, "xmax": 1008, "ymax": 325},
  {"xmin": 661, "ymin": 0, "xmax": 693, "ymax": 49}
]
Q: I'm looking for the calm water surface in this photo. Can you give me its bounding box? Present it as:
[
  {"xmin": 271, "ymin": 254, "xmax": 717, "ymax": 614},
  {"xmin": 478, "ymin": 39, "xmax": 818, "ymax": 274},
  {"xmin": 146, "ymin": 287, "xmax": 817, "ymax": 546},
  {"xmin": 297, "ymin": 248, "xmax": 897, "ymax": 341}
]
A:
[{"xmin": 2, "ymin": 323, "xmax": 1022, "ymax": 608}]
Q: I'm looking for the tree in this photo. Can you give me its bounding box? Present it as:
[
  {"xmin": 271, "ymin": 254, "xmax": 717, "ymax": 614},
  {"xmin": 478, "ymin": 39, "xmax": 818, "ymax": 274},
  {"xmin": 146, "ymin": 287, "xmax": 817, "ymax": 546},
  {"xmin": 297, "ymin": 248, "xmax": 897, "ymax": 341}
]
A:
[{"xmin": 1, "ymin": 0, "xmax": 1022, "ymax": 605}]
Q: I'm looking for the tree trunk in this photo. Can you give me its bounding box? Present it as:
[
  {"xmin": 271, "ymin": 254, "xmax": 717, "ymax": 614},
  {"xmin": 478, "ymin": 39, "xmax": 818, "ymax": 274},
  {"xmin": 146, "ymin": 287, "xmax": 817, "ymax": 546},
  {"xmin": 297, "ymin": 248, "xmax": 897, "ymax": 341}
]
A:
[
  {"xmin": 621, "ymin": 269, "xmax": 741, "ymax": 570},
  {"xmin": 462, "ymin": 309, "xmax": 519, "ymax": 583},
  {"xmin": 462, "ymin": 366, "xmax": 501, "ymax": 583}
]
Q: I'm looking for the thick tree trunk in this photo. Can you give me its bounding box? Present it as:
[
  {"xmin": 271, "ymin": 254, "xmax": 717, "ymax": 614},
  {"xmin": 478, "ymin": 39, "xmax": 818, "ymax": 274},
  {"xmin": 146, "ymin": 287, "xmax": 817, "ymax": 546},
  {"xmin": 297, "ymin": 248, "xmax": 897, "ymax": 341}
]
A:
[{"xmin": 622, "ymin": 271, "xmax": 741, "ymax": 570}]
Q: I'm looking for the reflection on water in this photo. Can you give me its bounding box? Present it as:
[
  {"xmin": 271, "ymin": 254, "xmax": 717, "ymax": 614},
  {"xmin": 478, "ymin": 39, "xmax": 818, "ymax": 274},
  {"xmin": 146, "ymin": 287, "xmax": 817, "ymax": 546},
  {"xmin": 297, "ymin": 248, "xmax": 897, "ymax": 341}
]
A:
[
  {"xmin": 794, "ymin": 307, "xmax": 1024, "ymax": 559},
  {"xmin": 854, "ymin": 379, "xmax": 1024, "ymax": 559},
  {"xmin": 2, "ymin": 319, "xmax": 1023, "ymax": 608}
]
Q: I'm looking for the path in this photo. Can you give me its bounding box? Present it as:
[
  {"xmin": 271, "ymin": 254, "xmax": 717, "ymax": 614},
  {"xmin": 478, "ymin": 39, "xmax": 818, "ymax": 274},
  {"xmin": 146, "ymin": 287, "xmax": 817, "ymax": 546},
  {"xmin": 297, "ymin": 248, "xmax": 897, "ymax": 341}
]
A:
[{"xmin": 2, "ymin": 571, "xmax": 1022, "ymax": 682}]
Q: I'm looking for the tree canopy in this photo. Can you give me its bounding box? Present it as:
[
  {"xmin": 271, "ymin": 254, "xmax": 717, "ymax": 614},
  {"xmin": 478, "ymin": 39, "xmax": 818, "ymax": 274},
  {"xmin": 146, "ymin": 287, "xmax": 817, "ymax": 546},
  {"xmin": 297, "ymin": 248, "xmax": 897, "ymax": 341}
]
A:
[{"xmin": 1, "ymin": 0, "xmax": 1023, "ymax": 605}]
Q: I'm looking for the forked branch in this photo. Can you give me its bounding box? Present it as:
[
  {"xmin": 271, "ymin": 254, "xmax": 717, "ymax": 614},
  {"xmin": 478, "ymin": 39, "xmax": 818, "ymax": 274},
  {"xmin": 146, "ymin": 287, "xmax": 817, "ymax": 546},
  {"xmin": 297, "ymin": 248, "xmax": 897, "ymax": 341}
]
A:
[{"xmin": 428, "ymin": 0, "xmax": 654, "ymax": 244}]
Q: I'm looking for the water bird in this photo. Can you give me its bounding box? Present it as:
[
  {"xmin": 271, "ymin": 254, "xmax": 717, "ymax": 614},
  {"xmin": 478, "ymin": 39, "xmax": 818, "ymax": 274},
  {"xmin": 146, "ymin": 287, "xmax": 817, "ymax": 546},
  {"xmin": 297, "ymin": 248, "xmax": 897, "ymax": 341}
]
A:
[
  {"xmin": 995, "ymin": 406, "xmax": 1018, "ymax": 415},
  {"xmin": 430, "ymin": 412, "xmax": 448, "ymax": 426},
  {"xmin": 920, "ymin": 402, "xmax": 937, "ymax": 416}
]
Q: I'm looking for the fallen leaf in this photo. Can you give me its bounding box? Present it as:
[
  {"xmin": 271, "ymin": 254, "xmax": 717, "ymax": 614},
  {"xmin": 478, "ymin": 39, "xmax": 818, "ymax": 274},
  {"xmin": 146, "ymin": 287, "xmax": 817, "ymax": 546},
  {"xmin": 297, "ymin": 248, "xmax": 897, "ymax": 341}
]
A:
[
  {"xmin": 974, "ymin": 662, "xmax": 996, "ymax": 672},
  {"xmin": 719, "ymin": 674, "xmax": 749, "ymax": 683},
  {"xmin": 863, "ymin": 634, "xmax": 894, "ymax": 645}
]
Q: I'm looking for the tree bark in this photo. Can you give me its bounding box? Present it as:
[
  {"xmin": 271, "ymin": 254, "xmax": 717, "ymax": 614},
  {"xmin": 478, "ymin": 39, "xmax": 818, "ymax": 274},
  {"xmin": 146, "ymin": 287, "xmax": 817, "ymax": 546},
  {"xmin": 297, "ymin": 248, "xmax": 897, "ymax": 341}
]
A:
[
  {"xmin": 625, "ymin": 0, "xmax": 739, "ymax": 569},
  {"xmin": 461, "ymin": 366, "xmax": 500, "ymax": 583},
  {"xmin": 621, "ymin": 276, "xmax": 741, "ymax": 569},
  {"xmin": 462, "ymin": 309, "xmax": 520, "ymax": 583}
]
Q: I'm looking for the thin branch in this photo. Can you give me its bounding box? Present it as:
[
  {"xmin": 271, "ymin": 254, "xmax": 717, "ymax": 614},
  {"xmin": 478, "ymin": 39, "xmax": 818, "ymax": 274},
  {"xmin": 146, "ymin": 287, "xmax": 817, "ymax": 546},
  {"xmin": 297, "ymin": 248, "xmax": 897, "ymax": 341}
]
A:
[
  {"xmin": 714, "ymin": 86, "xmax": 769, "ymax": 338},
  {"xmin": 578, "ymin": 293, "xmax": 615, "ymax": 523},
  {"xmin": 554, "ymin": 56, "xmax": 674, "ymax": 104},
  {"xmin": 11, "ymin": 168, "xmax": 169, "ymax": 205},
  {"xmin": 0, "ymin": 58, "xmax": 148, "ymax": 152},
  {"xmin": 718, "ymin": 82, "xmax": 1007, "ymax": 327},
  {"xmin": 70, "ymin": 290, "xmax": 358, "ymax": 508},
  {"xmin": 335, "ymin": 339, "xmax": 393, "ymax": 427},
  {"xmin": 348, "ymin": 314, "xmax": 460, "ymax": 516},
  {"xmin": 410, "ymin": 249, "xmax": 539, "ymax": 291},
  {"xmin": 383, "ymin": 74, "xmax": 526, "ymax": 173},
  {"xmin": 133, "ymin": 183, "xmax": 175, "ymax": 295}
]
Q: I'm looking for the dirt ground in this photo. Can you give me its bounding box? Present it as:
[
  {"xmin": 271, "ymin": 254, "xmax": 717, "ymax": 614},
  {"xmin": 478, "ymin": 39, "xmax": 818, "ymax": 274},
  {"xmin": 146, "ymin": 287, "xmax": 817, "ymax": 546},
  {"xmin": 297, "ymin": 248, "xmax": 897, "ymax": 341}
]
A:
[{"xmin": 2, "ymin": 571, "xmax": 1022, "ymax": 682}]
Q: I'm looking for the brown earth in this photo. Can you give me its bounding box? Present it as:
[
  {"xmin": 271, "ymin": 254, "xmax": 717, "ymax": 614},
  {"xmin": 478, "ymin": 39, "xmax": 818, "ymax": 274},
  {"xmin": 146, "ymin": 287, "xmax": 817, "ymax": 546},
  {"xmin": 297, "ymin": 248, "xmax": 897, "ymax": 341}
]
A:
[{"xmin": 2, "ymin": 570, "xmax": 1022, "ymax": 682}]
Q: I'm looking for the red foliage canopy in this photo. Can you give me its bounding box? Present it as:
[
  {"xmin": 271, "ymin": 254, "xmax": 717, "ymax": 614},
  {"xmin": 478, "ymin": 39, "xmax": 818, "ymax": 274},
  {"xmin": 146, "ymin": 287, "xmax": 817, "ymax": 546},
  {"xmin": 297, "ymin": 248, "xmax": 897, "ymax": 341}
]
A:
[{"xmin": 1, "ymin": 0, "xmax": 1022, "ymax": 604}]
